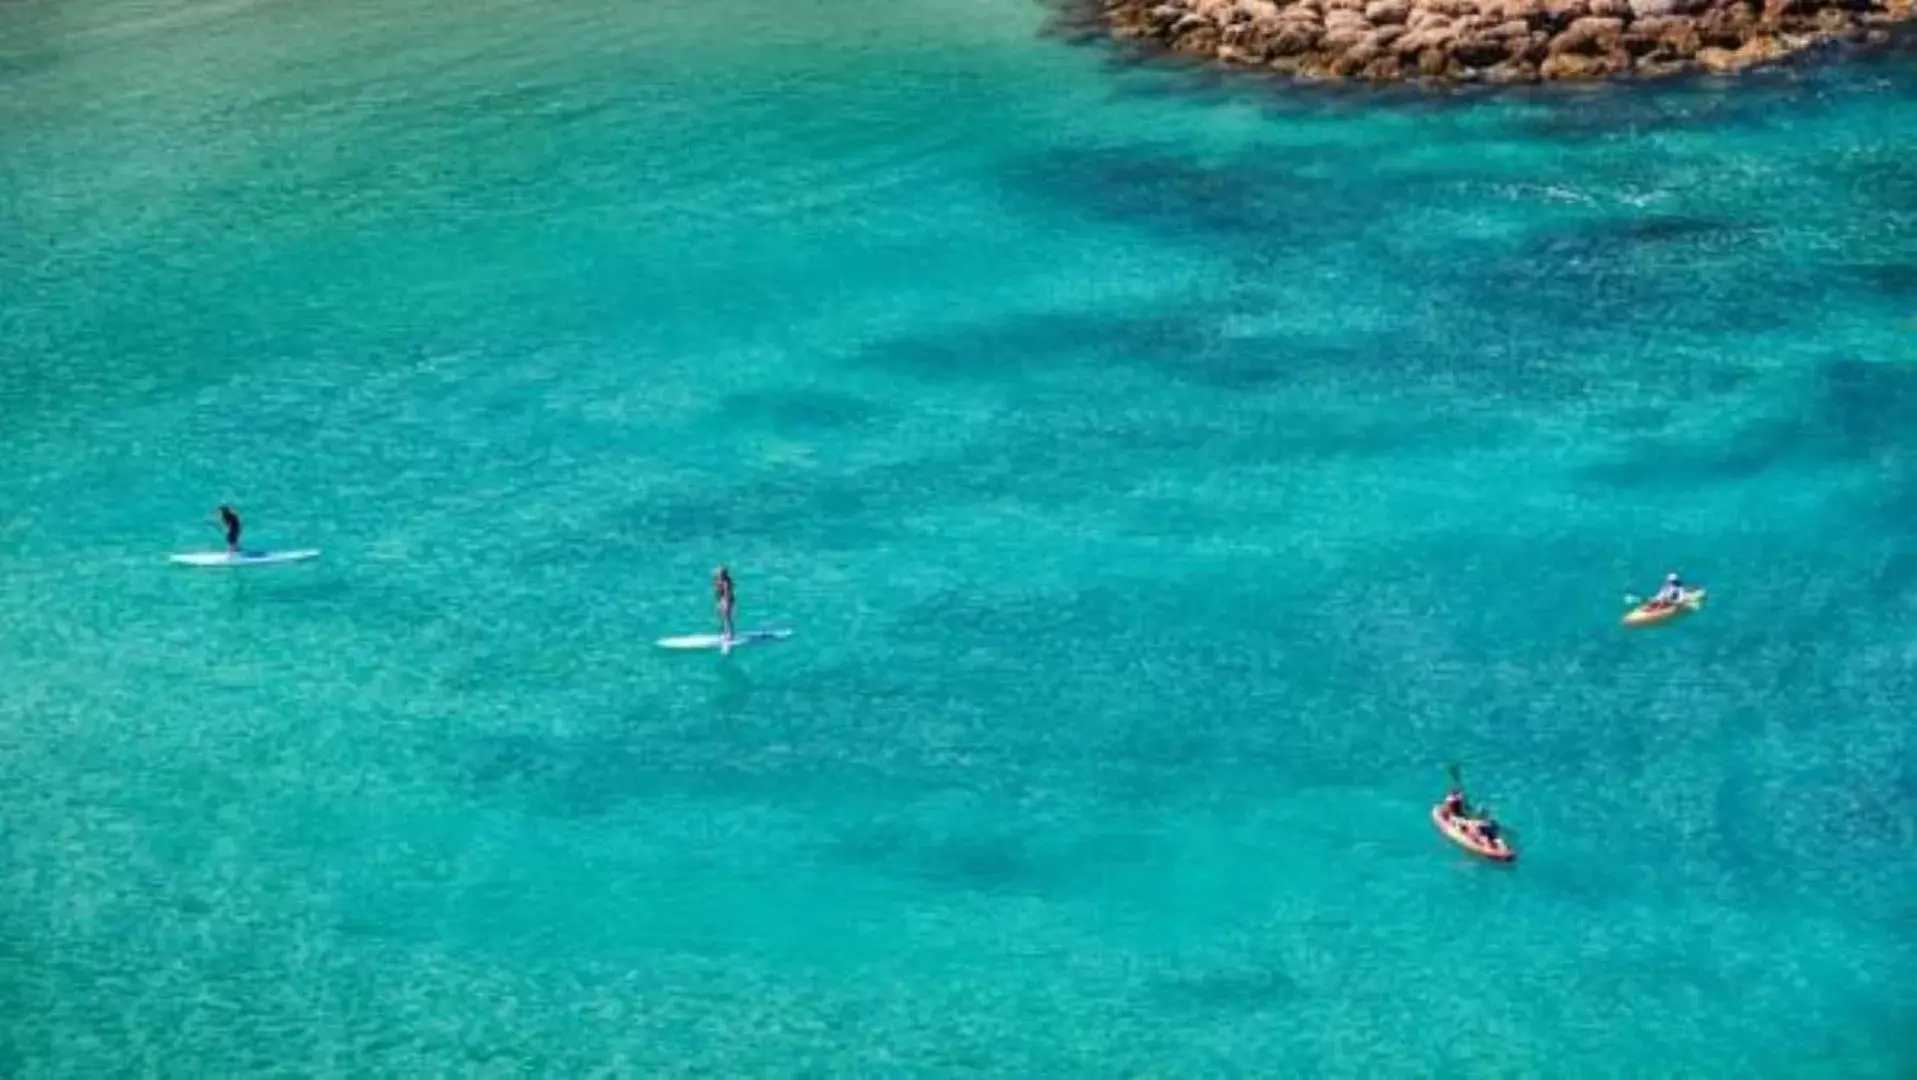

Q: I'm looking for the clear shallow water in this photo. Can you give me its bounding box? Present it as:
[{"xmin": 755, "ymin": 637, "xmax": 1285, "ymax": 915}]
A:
[{"xmin": 3, "ymin": 0, "xmax": 1916, "ymax": 1073}]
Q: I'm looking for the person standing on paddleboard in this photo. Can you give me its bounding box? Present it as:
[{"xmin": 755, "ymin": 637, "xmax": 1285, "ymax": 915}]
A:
[
  {"xmin": 714, "ymin": 564, "xmax": 736, "ymax": 642},
  {"xmin": 218, "ymin": 505, "xmax": 242, "ymax": 552}
]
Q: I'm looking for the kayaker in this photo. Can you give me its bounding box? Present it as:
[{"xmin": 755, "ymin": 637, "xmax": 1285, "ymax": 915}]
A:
[
  {"xmin": 1440, "ymin": 789, "xmax": 1468, "ymax": 818},
  {"xmin": 1649, "ymin": 572, "xmax": 1686, "ymax": 609},
  {"xmin": 1475, "ymin": 817, "xmax": 1504, "ymax": 845}
]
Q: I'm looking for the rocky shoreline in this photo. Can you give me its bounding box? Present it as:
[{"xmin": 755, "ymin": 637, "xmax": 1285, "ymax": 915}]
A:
[{"xmin": 1092, "ymin": 0, "xmax": 1917, "ymax": 84}]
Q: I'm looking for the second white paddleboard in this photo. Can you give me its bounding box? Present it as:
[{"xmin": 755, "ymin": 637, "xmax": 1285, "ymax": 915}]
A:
[
  {"xmin": 656, "ymin": 629, "xmax": 791, "ymax": 652},
  {"xmin": 170, "ymin": 548, "xmax": 321, "ymax": 567}
]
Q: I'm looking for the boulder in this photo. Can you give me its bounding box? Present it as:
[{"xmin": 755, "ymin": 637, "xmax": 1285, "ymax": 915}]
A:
[
  {"xmin": 1635, "ymin": 56, "xmax": 1696, "ymax": 74},
  {"xmin": 1365, "ymin": 0, "xmax": 1413, "ymax": 22},
  {"xmin": 1734, "ymin": 31, "xmax": 1788, "ymax": 60},
  {"xmin": 1452, "ymin": 34, "xmax": 1515, "ymax": 62},
  {"xmin": 1550, "ymin": 14, "xmax": 1625, "ymax": 51},
  {"xmin": 1399, "ymin": 21, "xmax": 1463, "ymax": 49},
  {"xmin": 1328, "ymin": 49, "xmax": 1370, "ymax": 73},
  {"xmin": 1482, "ymin": 58, "xmax": 1543, "ymax": 79},
  {"xmin": 1696, "ymin": 5, "xmax": 1755, "ymax": 46},
  {"xmin": 1173, "ymin": 22, "xmax": 1224, "ymax": 51},
  {"xmin": 1542, "ymin": 0, "xmax": 1593, "ymax": 26},
  {"xmin": 1693, "ymin": 44, "xmax": 1741, "ymax": 66},
  {"xmin": 1651, "ymin": 14, "xmax": 1704, "ymax": 50},
  {"xmin": 1267, "ymin": 22, "xmax": 1326, "ymax": 52},
  {"xmin": 1363, "ymin": 54, "xmax": 1404, "ymax": 77},
  {"xmin": 1815, "ymin": 6, "xmax": 1861, "ymax": 34},
  {"xmin": 1144, "ymin": 3, "xmax": 1186, "ymax": 27},
  {"xmin": 1418, "ymin": 45, "xmax": 1454, "ymax": 72},
  {"xmin": 1170, "ymin": 12, "xmax": 1215, "ymax": 35},
  {"xmin": 1539, "ymin": 48, "xmax": 1624, "ymax": 74},
  {"xmin": 1321, "ymin": 22, "xmax": 1373, "ymax": 48},
  {"xmin": 1192, "ymin": 0, "xmax": 1237, "ymax": 22}
]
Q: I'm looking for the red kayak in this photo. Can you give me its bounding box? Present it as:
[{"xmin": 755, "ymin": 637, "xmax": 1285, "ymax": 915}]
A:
[{"xmin": 1432, "ymin": 804, "xmax": 1515, "ymax": 863}]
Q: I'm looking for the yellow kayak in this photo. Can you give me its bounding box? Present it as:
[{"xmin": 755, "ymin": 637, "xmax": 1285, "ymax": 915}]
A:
[{"xmin": 1622, "ymin": 588, "xmax": 1706, "ymax": 628}]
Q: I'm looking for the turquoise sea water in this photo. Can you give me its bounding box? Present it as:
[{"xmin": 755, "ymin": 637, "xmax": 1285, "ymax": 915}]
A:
[{"xmin": 5, "ymin": 0, "xmax": 1917, "ymax": 1072}]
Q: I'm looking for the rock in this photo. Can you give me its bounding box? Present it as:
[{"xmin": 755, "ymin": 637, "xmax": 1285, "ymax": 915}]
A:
[
  {"xmin": 1222, "ymin": 22, "xmax": 1280, "ymax": 55},
  {"xmin": 1653, "ymin": 14, "xmax": 1704, "ymax": 50},
  {"xmin": 1449, "ymin": 35, "xmax": 1510, "ymax": 62},
  {"xmin": 1482, "ymin": 58, "xmax": 1543, "ymax": 80},
  {"xmin": 1268, "ymin": 22, "xmax": 1326, "ymax": 52},
  {"xmin": 1551, "ymin": 14, "xmax": 1625, "ymax": 51},
  {"xmin": 1696, "ymin": 5, "xmax": 1755, "ymax": 46},
  {"xmin": 1342, "ymin": 27, "xmax": 1399, "ymax": 62},
  {"xmin": 1735, "ymin": 31, "xmax": 1788, "ymax": 60},
  {"xmin": 1366, "ymin": 0, "xmax": 1413, "ymax": 21},
  {"xmin": 1542, "ymin": 0, "xmax": 1593, "ymax": 26},
  {"xmin": 1170, "ymin": 12, "xmax": 1214, "ymax": 35},
  {"xmin": 1328, "ymin": 49, "xmax": 1369, "ymax": 73},
  {"xmin": 1629, "ymin": 0, "xmax": 1678, "ymax": 16},
  {"xmin": 1539, "ymin": 48, "xmax": 1622, "ymax": 74},
  {"xmin": 1146, "ymin": 3, "xmax": 1186, "ymax": 27},
  {"xmin": 1399, "ymin": 21, "xmax": 1462, "ymax": 49},
  {"xmin": 1635, "ymin": 56, "xmax": 1695, "ymax": 74},
  {"xmin": 1815, "ymin": 6, "xmax": 1861, "ymax": 33},
  {"xmin": 1453, "ymin": 34, "xmax": 1514, "ymax": 62},
  {"xmin": 1418, "ymin": 44, "xmax": 1454, "ymax": 71},
  {"xmin": 1237, "ymin": 0, "xmax": 1284, "ymax": 20},
  {"xmin": 1477, "ymin": 0, "xmax": 1540, "ymax": 19},
  {"xmin": 1173, "ymin": 22, "xmax": 1223, "ymax": 51}
]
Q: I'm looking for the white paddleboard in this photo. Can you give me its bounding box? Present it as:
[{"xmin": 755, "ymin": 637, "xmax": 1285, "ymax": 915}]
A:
[
  {"xmin": 170, "ymin": 548, "xmax": 321, "ymax": 567},
  {"xmin": 656, "ymin": 629, "xmax": 791, "ymax": 651}
]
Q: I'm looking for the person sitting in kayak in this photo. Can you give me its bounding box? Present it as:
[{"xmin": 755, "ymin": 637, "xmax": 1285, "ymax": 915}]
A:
[
  {"xmin": 1648, "ymin": 572, "xmax": 1686, "ymax": 609},
  {"xmin": 1440, "ymin": 788, "xmax": 1469, "ymax": 819},
  {"xmin": 218, "ymin": 505, "xmax": 242, "ymax": 552},
  {"xmin": 713, "ymin": 564, "xmax": 735, "ymax": 641},
  {"xmin": 1474, "ymin": 817, "xmax": 1504, "ymax": 845}
]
